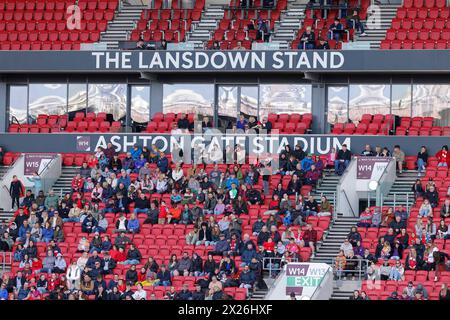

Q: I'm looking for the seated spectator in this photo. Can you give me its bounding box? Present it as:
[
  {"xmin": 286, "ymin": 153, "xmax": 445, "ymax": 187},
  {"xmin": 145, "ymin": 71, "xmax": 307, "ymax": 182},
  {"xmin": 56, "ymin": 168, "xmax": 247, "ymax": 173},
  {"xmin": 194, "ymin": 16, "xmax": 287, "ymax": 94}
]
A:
[
  {"xmin": 299, "ymin": 26, "xmax": 315, "ymax": 49},
  {"xmin": 340, "ymin": 238, "xmax": 353, "ymax": 256},
  {"xmin": 416, "ymin": 146, "xmax": 428, "ymax": 177},
  {"xmin": 316, "ymin": 38, "xmax": 330, "ymax": 50},
  {"xmin": 127, "ymin": 213, "xmax": 140, "ymax": 234},
  {"xmin": 346, "ymin": 9, "xmax": 367, "ymax": 36},
  {"xmin": 334, "ymin": 144, "xmax": 351, "ymax": 175},
  {"xmin": 329, "ymin": 18, "xmax": 344, "ymax": 41},
  {"xmin": 392, "ymin": 145, "xmax": 405, "ymax": 174},
  {"xmin": 412, "ymin": 179, "xmax": 425, "ymax": 199},
  {"xmin": 357, "ymin": 208, "xmax": 373, "ymax": 228},
  {"xmin": 419, "ymin": 199, "xmax": 433, "ymax": 218},
  {"xmin": 435, "ymin": 145, "xmax": 450, "ymax": 167},
  {"xmin": 318, "ymin": 196, "xmax": 332, "ymax": 217}
]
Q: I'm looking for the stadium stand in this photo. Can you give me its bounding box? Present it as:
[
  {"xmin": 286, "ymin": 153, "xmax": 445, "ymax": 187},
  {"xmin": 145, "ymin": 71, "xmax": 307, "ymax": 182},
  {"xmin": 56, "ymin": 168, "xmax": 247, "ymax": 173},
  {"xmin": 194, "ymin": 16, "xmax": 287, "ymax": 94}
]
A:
[
  {"xmin": 0, "ymin": 0, "xmax": 119, "ymax": 50},
  {"xmin": 380, "ymin": 0, "xmax": 450, "ymax": 49}
]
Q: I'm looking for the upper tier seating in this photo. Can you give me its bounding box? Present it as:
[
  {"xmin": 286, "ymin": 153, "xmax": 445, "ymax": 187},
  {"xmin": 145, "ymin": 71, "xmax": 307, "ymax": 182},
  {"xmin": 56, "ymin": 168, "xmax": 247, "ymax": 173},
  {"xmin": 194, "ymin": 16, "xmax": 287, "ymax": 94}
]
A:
[
  {"xmin": 0, "ymin": 0, "xmax": 118, "ymax": 50},
  {"xmin": 380, "ymin": 0, "xmax": 450, "ymax": 49},
  {"xmin": 129, "ymin": 0, "xmax": 205, "ymax": 43}
]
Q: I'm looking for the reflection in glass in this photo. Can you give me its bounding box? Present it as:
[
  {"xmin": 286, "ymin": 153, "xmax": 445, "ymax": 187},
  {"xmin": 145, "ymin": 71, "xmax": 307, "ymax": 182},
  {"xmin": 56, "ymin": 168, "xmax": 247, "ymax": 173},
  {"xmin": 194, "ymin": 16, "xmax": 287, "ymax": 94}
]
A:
[
  {"xmin": 259, "ymin": 84, "xmax": 312, "ymax": 119},
  {"xmin": 87, "ymin": 84, "xmax": 127, "ymax": 121},
  {"xmin": 391, "ymin": 84, "xmax": 412, "ymax": 118},
  {"xmin": 240, "ymin": 86, "xmax": 258, "ymax": 118},
  {"xmin": 29, "ymin": 84, "xmax": 67, "ymax": 121},
  {"xmin": 218, "ymin": 86, "xmax": 238, "ymax": 130},
  {"xmin": 349, "ymin": 84, "xmax": 390, "ymax": 122},
  {"xmin": 131, "ymin": 86, "xmax": 151, "ymax": 124},
  {"xmin": 327, "ymin": 86, "xmax": 348, "ymax": 126},
  {"xmin": 68, "ymin": 83, "xmax": 88, "ymax": 115},
  {"xmin": 9, "ymin": 86, "xmax": 28, "ymax": 124},
  {"xmin": 163, "ymin": 84, "xmax": 214, "ymax": 118},
  {"xmin": 413, "ymin": 84, "xmax": 450, "ymax": 126}
]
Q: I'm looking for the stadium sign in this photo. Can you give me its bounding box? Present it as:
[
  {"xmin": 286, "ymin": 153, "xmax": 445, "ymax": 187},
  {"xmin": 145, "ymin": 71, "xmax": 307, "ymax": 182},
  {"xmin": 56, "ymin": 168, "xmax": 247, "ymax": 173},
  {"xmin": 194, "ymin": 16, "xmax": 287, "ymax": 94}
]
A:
[
  {"xmin": 285, "ymin": 263, "xmax": 331, "ymax": 296},
  {"xmin": 2, "ymin": 133, "xmax": 450, "ymax": 155},
  {"xmin": 1, "ymin": 50, "xmax": 450, "ymax": 73}
]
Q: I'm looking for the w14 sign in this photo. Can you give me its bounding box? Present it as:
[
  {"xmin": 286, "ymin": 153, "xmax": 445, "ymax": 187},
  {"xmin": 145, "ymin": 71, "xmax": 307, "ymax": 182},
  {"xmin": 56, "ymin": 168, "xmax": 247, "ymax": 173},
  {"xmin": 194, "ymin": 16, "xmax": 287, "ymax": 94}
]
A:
[
  {"xmin": 356, "ymin": 157, "xmax": 391, "ymax": 180},
  {"xmin": 285, "ymin": 263, "xmax": 330, "ymax": 296}
]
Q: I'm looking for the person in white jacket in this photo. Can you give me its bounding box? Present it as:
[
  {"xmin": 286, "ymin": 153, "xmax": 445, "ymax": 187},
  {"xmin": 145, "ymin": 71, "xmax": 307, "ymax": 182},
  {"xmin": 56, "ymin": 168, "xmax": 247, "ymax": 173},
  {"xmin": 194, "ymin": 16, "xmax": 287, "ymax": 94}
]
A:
[
  {"xmin": 66, "ymin": 261, "xmax": 81, "ymax": 290},
  {"xmin": 132, "ymin": 283, "xmax": 147, "ymax": 300}
]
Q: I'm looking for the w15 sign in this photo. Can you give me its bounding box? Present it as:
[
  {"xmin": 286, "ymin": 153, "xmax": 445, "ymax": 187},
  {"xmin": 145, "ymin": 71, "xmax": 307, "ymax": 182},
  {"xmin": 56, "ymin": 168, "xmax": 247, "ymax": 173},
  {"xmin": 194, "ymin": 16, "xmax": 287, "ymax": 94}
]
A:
[
  {"xmin": 24, "ymin": 153, "xmax": 55, "ymax": 175},
  {"xmin": 356, "ymin": 157, "xmax": 391, "ymax": 180},
  {"xmin": 285, "ymin": 263, "xmax": 330, "ymax": 296}
]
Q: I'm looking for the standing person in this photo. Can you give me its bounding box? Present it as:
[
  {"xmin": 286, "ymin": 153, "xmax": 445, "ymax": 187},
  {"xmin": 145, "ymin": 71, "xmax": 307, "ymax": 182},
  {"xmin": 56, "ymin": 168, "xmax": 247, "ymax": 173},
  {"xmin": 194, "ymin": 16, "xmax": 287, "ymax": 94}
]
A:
[
  {"xmin": 26, "ymin": 171, "xmax": 42, "ymax": 196},
  {"xmin": 10, "ymin": 175, "xmax": 25, "ymax": 210},
  {"xmin": 416, "ymin": 146, "xmax": 428, "ymax": 177}
]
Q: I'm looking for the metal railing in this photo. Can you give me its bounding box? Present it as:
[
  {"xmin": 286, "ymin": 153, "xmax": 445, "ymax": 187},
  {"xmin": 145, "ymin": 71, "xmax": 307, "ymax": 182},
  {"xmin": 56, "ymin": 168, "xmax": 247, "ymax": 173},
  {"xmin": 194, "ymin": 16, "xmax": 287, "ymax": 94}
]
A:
[
  {"xmin": 333, "ymin": 258, "xmax": 370, "ymax": 281},
  {"xmin": 262, "ymin": 257, "xmax": 299, "ymax": 280}
]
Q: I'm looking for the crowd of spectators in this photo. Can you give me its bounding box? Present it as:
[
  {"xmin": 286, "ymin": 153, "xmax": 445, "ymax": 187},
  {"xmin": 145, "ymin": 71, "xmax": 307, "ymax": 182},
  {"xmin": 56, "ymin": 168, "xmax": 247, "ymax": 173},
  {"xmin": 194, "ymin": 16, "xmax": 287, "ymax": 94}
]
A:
[{"xmin": 0, "ymin": 131, "xmax": 334, "ymax": 300}]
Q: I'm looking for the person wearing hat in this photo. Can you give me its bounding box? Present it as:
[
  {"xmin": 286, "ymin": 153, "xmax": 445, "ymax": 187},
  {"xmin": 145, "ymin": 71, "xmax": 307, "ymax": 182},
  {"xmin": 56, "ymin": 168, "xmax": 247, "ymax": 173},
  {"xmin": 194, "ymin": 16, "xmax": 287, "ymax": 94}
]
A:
[
  {"xmin": 53, "ymin": 252, "xmax": 67, "ymax": 274},
  {"xmin": 208, "ymin": 233, "xmax": 230, "ymax": 256}
]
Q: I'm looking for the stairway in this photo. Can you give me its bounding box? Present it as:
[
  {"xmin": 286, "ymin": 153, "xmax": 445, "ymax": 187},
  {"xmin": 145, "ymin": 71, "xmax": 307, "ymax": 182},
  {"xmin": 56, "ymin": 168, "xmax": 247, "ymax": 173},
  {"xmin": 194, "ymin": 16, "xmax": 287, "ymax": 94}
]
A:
[
  {"xmin": 100, "ymin": 3, "xmax": 148, "ymax": 49},
  {"xmin": 250, "ymin": 286, "xmax": 269, "ymax": 300},
  {"xmin": 0, "ymin": 166, "xmax": 9, "ymax": 178},
  {"xmin": 311, "ymin": 215, "xmax": 360, "ymax": 264},
  {"xmin": 353, "ymin": 4, "xmax": 400, "ymax": 49},
  {"xmin": 186, "ymin": 4, "xmax": 224, "ymax": 49},
  {"xmin": 381, "ymin": 170, "xmax": 417, "ymax": 208},
  {"xmin": 271, "ymin": 0, "xmax": 306, "ymax": 49},
  {"xmin": 330, "ymin": 280, "xmax": 361, "ymax": 300},
  {"xmin": 311, "ymin": 170, "xmax": 340, "ymax": 207},
  {"xmin": 51, "ymin": 167, "xmax": 81, "ymax": 196}
]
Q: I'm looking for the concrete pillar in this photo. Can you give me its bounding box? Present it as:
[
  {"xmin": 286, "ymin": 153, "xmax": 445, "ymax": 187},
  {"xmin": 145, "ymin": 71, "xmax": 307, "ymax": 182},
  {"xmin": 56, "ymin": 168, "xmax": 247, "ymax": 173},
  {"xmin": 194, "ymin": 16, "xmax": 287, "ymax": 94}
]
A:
[
  {"xmin": 311, "ymin": 82, "xmax": 326, "ymax": 134},
  {"xmin": 0, "ymin": 80, "xmax": 6, "ymax": 133}
]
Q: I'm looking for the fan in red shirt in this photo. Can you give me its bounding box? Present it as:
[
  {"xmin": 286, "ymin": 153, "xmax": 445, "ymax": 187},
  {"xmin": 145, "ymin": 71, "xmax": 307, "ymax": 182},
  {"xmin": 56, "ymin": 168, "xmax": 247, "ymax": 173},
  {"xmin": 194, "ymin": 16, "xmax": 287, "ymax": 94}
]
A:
[
  {"xmin": 263, "ymin": 238, "xmax": 275, "ymax": 253},
  {"xmin": 301, "ymin": 224, "xmax": 318, "ymax": 253},
  {"xmin": 435, "ymin": 145, "xmax": 450, "ymax": 167},
  {"xmin": 71, "ymin": 174, "xmax": 84, "ymax": 193}
]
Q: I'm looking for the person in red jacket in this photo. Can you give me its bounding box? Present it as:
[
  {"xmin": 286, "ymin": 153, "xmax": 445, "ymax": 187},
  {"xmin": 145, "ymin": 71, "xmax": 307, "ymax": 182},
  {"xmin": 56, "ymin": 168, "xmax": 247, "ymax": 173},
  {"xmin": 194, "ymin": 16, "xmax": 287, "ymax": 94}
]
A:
[
  {"xmin": 263, "ymin": 237, "xmax": 275, "ymax": 253},
  {"xmin": 435, "ymin": 145, "xmax": 450, "ymax": 167},
  {"xmin": 71, "ymin": 174, "xmax": 84, "ymax": 193},
  {"xmin": 302, "ymin": 224, "xmax": 318, "ymax": 253}
]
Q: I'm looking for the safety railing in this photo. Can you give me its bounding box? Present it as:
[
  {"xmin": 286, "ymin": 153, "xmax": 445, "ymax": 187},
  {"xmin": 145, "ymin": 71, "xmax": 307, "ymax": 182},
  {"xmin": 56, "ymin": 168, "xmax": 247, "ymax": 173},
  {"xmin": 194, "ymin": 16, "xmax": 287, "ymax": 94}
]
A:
[
  {"xmin": 333, "ymin": 258, "xmax": 370, "ymax": 281},
  {"xmin": 262, "ymin": 257, "xmax": 299, "ymax": 280}
]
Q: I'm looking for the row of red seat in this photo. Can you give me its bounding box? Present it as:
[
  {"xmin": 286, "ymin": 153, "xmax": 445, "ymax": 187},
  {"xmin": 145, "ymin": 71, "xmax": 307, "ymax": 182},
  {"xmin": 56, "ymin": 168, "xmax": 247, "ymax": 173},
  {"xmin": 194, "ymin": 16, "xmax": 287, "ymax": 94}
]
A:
[
  {"xmin": 397, "ymin": 7, "xmax": 449, "ymax": 19},
  {"xmin": 0, "ymin": 0, "xmax": 118, "ymax": 11},
  {"xmin": 205, "ymin": 39, "xmax": 253, "ymax": 50},
  {"xmin": 1, "ymin": 152, "xmax": 20, "ymax": 166},
  {"xmin": 386, "ymin": 28, "xmax": 450, "ymax": 41},
  {"xmin": 391, "ymin": 17, "xmax": 450, "ymax": 30},
  {"xmin": 0, "ymin": 41, "xmax": 81, "ymax": 50},
  {"xmin": 0, "ymin": 20, "xmax": 108, "ymax": 32},
  {"xmin": 0, "ymin": 10, "xmax": 115, "ymax": 22},
  {"xmin": 403, "ymin": 0, "xmax": 447, "ymax": 8},
  {"xmin": 380, "ymin": 39, "xmax": 450, "ymax": 49},
  {"xmin": 0, "ymin": 30, "xmax": 101, "ymax": 42}
]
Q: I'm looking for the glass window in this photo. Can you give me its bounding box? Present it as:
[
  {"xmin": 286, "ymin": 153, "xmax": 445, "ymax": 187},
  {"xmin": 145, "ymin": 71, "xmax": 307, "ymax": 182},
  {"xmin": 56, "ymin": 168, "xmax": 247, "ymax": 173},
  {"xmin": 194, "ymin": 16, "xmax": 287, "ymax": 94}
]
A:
[
  {"xmin": 349, "ymin": 84, "xmax": 390, "ymax": 122},
  {"xmin": 218, "ymin": 86, "xmax": 238, "ymax": 130},
  {"xmin": 259, "ymin": 84, "xmax": 312, "ymax": 119},
  {"xmin": 87, "ymin": 84, "xmax": 127, "ymax": 121},
  {"xmin": 391, "ymin": 84, "xmax": 412, "ymax": 118},
  {"xmin": 28, "ymin": 84, "xmax": 67, "ymax": 121},
  {"xmin": 163, "ymin": 83, "xmax": 214, "ymax": 118},
  {"xmin": 412, "ymin": 84, "xmax": 450, "ymax": 126},
  {"xmin": 9, "ymin": 85, "xmax": 28, "ymax": 124},
  {"xmin": 131, "ymin": 85, "xmax": 151, "ymax": 124},
  {"xmin": 239, "ymin": 86, "xmax": 258, "ymax": 118},
  {"xmin": 327, "ymin": 86, "xmax": 348, "ymax": 126},
  {"xmin": 68, "ymin": 83, "xmax": 88, "ymax": 116}
]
